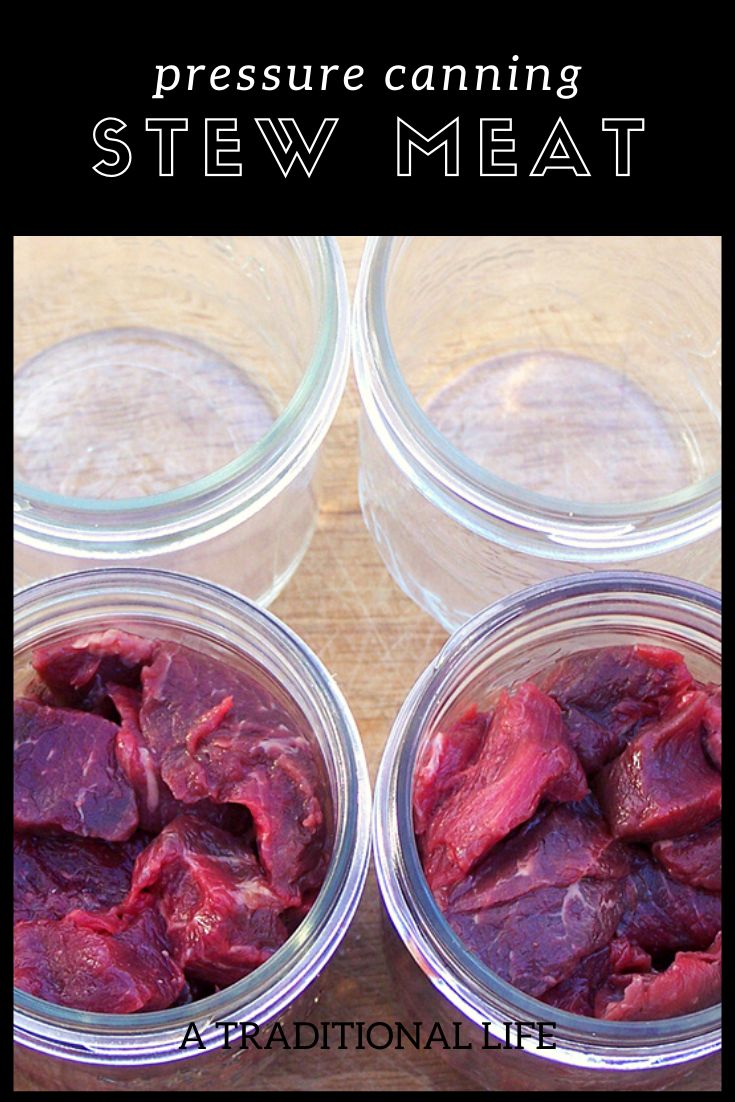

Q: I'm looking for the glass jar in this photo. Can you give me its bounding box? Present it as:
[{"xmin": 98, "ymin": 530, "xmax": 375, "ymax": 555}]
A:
[
  {"xmin": 373, "ymin": 571, "xmax": 721, "ymax": 1090},
  {"xmin": 14, "ymin": 569, "xmax": 371, "ymax": 1090},
  {"xmin": 353, "ymin": 236, "xmax": 721, "ymax": 631},
  {"xmin": 14, "ymin": 236, "xmax": 349, "ymax": 603}
]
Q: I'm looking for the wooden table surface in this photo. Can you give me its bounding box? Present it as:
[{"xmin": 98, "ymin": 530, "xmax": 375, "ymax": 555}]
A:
[{"xmin": 14, "ymin": 236, "xmax": 721, "ymax": 1093}]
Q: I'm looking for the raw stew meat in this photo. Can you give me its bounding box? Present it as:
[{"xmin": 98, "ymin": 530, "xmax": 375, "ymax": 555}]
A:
[
  {"xmin": 14, "ymin": 629, "xmax": 330, "ymax": 1013},
  {"xmin": 414, "ymin": 645, "xmax": 721, "ymax": 1021}
]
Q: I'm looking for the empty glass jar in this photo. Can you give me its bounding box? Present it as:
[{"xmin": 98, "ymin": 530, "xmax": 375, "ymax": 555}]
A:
[
  {"xmin": 353, "ymin": 236, "xmax": 721, "ymax": 630},
  {"xmin": 14, "ymin": 236, "xmax": 349, "ymax": 602}
]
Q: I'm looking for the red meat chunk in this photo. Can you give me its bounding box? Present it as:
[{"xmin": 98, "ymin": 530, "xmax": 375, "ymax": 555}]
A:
[
  {"xmin": 541, "ymin": 947, "xmax": 612, "ymax": 1016},
  {"xmin": 14, "ymin": 699, "xmax": 138, "ymax": 841},
  {"xmin": 617, "ymin": 849, "xmax": 721, "ymax": 954},
  {"xmin": 550, "ymin": 707, "xmax": 619, "ymax": 778},
  {"xmin": 448, "ymin": 797, "xmax": 629, "ymax": 914},
  {"xmin": 413, "ymin": 705, "xmax": 488, "ymax": 837},
  {"xmin": 539, "ymin": 645, "xmax": 693, "ymax": 773},
  {"xmin": 13, "ymin": 832, "xmax": 147, "ymax": 924},
  {"xmin": 218, "ymin": 748, "xmax": 328, "ymax": 905},
  {"xmin": 109, "ymin": 684, "xmax": 252, "ymax": 837},
  {"xmin": 422, "ymin": 683, "xmax": 588, "ymax": 897},
  {"xmin": 139, "ymin": 643, "xmax": 328, "ymax": 904},
  {"xmin": 109, "ymin": 683, "xmax": 183, "ymax": 832},
  {"xmin": 31, "ymin": 629, "xmax": 155, "ymax": 713},
  {"xmin": 126, "ymin": 815, "xmax": 289, "ymax": 986},
  {"xmin": 595, "ymin": 933, "xmax": 722, "ymax": 1021},
  {"xmin": 448, "ymin": 878, "xmax": 625, "ymax": 998},
  {"xmin": 14, "ymin": 904, "xmax": 185, "ymax": 1012},
  {"xmin": 702, "ymin": 687, "xmax": 721, "ymax": 770},
  {"xmin": 595, "ymin": 690, "xmax": 721, "ymax": 842},
  {"xmin": 609, "ymin": 936, "xmax": 653, "ymax": 973},
  {"xmin": 138, "ymin": 643, "xmax": 295, "ymax": 794},
  {"xmin": 652, "ymin": 823, "xmax": 721, "ymax": 892},
  {"xmin": 541, "ymin": 937, "xmax": 652, "ymax": 1016}
]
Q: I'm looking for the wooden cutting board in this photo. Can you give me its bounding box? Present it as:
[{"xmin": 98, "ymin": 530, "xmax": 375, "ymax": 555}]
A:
[{"xmin": 14, "ymin": 235, "xmax": 721, "ymax": 1092}]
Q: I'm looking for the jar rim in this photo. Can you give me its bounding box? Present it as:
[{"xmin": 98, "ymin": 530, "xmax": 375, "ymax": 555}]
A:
[
  {"xmin": 372, "ymin": 571, "xmax": 721, "ymax": 1071},
  {"xmin": 14, "ymin": 236, "xmax": 350, "ymax": 555},
  {"xmin": 14, "ymin": 568, "xmax": 371, "ymax": 1065},
  {"xmin": 353, "ymin": 236, "xmax": 721, "ymax": 559}
]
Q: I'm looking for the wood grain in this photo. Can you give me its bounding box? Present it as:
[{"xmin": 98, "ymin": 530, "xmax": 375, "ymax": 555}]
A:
[{"xmin": 14, "ymin": 235, "xmax": 721, "ymax": 1092}]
